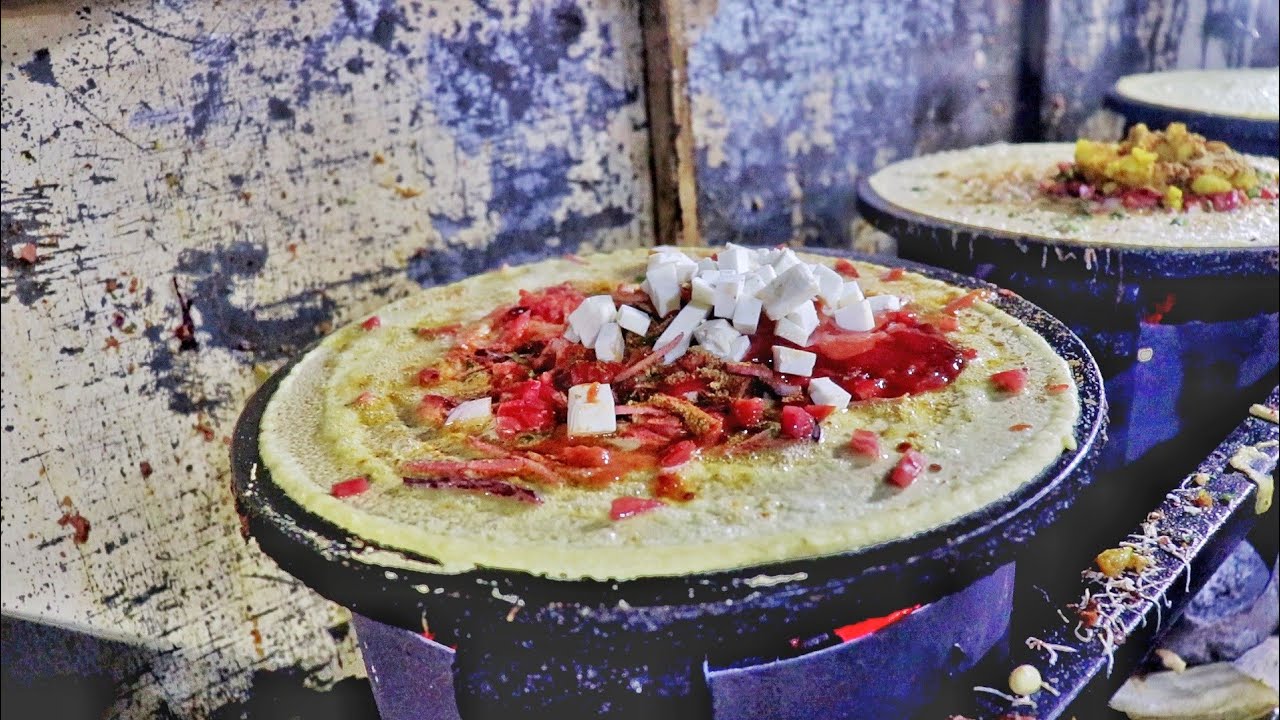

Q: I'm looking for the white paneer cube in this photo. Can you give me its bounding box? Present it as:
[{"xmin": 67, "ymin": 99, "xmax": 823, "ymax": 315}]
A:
[
  {"xmin": 812, "ymin": 264, "xmax": 844, "ymax": 308},
  {"xmin": 645, "ymin": 263, "xmax": 682, "ymax": 318},
  {"xmin": 866, "ymin": 294, "xmax": 903, "ymax": 314},
  {"xmin": 732, "ymin": 295, "xmax": 763, "ymax": 335},
  {"xmin": 774, "ymin": 317, "xmax": 814, "ymax": 347},
  {"xmin": 807, "ymin": 377, "xmax": 851, "ymax": 410},
  {"xmin": 445, "ymin": 397, "xmax": 492, "ymax": 426},
  {"xmin": 713, "ymin": 273, "xmax": 743, "ymax": 318},
  {"xmin": 834, "ymin": 299, "xmax": 875, "ymax": 332},
  {"xmin": 770, "ymin": 248, "xmax": 800, "ymax": 276},
  {"xmin": 753, "ymin": 247, "xmax": 781, "ymax": 265},
  {"xmin": 617, "ymin": 305, "xmax": 651, "ymax": 336},
  {"xmin": 594, "ymin": 322, "xmax": 625, "ymax": 362},
  {"xmin": 730, "ymin": 335, "xmax": 751, "ymax": 362},
  {"xmin": 650, "ymin": 249, "xmax": 697, "ymax": 283},
  {"xmin": 838, "ymin": 280, "xmax": 865, "ymax": 308},
  {"xmin": 673, "ymin": 259, "xmax": 697, "ymax": 283},
  {"xmin": 567, "ymin": 383, "xmax": 616, "ymax": 436},
  {"xmin": 753, "ymin": 264, "xmax": 777, "ymax": 286},
  {"xmin": 772, "ymin": 345, "xmax": 817, "ymax": 377},
  {"xmin": 696, "ymin": 257, "xmax": 718, "ymax": 276},
  {"xmin": 786, "ymin": 301, "xmax": 819, "ymax": 335},
  {"xmin": 564, "ymin": 325, "xmax": 581, "ymax": 343},
  {"xmin": 693, "ymin": 319, "xmax": 745, "ymax": 361},
  {"xmin": 758, "ymin": 264, "xmax": 820, "ymax": 320},
  {"xmin": 568, "ymin": 295, "xmax": 616, "ymax": 346},
  {"xmin": 691, "ymin": 275, "xmax": 717, "ymax": 307},
  {"xmin": 719, "ymin": 243, "xmax": 755, "ymax": 273},
  {"xmin": 654, "ymin": 302, "xmax": 710, "ymax": 363}
]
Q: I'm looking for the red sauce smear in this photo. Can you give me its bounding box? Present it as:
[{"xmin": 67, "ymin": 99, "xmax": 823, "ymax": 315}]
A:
[{"xmin": 395, "ymin": 283, "xmax": 969, "ymax": 504}]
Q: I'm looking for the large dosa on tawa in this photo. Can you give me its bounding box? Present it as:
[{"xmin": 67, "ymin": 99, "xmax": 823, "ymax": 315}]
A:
[{"xmin": 260, "ymin": 248, "xmax": 1079, "ymax": 581}]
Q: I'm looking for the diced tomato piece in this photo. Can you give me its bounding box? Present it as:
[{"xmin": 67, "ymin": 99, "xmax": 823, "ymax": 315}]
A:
[
  {"xmin": 803, "ymin": 404, "xmax": 836, "ymax": 422},
  {"xmin": 416, "ymin": 395, "xmax": 455, "ymax": 425},
  {"xmin": 610, "ymin": 496, "xmax": 665, "ymax": 521},
  {"xmin": 942, "ymin": 289, "xmax": 987, "ymax": 316},
  {"xmin": 730, "ymin": 398, "xmax": 766, "ymax": 428},
  {"xmin": 990, "ymin": 368, "xmax": 1029, "ymax": 394},
  {"xmin": 1121, "ymin": 189, "xmax": 1160, "ymax": 209},
  {"xmin": 889, "ymin": 449, "xmax": 925, "ymax": 488},
  {"xmin": 331, "ymin": 477, "xmax": 371, "ymax": 498},
  {"xmin": 495, "ymin": 401, "xmax": 556, "ymax": 436},
  {"xmin": 1208, "ymin": 190, "xmax": 1240, "ymax": 212},
  {"xmin": 361, "ymin": 316, "xmax": 381, "ymax": 331},
  {"xmin": 569, "ymin": 361, "xmax": 624, "ymax": 386},
  {"xmin": 961, "ymin": 347, "xmax": 979, "ymax": 360},
  {"xmin": 850, "ymin": 377, "xmax": 888, "ymax": 400},
  {"xmin": 848, "ymin": 429, "xmax": 880, "ymax": 459},
  {"xmin": 352, "ymin": 391, "xmax": 378, "ymax": 407},
  {"xmin": 1259, "ymin": 187, "xmax": 1277, "ymax": 200},
  {"xmin": 780, "ymin": 405, "xmax": 817, "ymax": 440},
  {"xmin": 834, "ymin": 259, "xmax": 860, "ymax": 278},
  {"xmin": 812, "ymin": 329, "xmax": 882, "ymax": 361},
  {"xmin": 882, "ymin": 267, "xmax": 905, "ymax": 281},
  {"xmin": 417, "ymin": 368, "xmax": 442, "ymax": 387},
  {"xmin": 490, "ymin": 361, "xmax": 530, "ymax": 387},
  {"xmin": 930, "ymin": 315, "xmax": 959, "ymax": 332},
  {"xmin": 662, "ymin": 376, "xmax": 707, "ymax": 397},
  {"xmin": 517, "ymin": 284, "xmax": 588, "ymax": 323},
  {"xmin": 558, "ymin": 445, "xmax": 612, "ymax": 468},
  {"xmin": 660, "ymin": 440, "xmax": 698, "ymax": 468}
]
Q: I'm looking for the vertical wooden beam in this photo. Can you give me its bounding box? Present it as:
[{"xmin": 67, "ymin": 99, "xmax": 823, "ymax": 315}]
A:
[{"xmin": 641, "ymin": 0, "xmax": 702, "ymax": 247}]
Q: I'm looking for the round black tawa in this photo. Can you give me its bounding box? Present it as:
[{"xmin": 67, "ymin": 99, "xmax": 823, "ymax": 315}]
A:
[
  {"xmin": 856, "ymin": 176, "xmax": 1280, "ymax": 282},
  {"xmin": 1105, "ymin": 88, "xmax": 1279, "ymax": 158},
  {"xmin": 231, "ymin": 250, "xmax": 1107, "ymax": 719}
]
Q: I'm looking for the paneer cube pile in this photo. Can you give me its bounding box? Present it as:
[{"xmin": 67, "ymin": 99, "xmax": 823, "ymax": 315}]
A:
[{"xmin": 559, "ymin": 245, "xmax": 906, "ymax": 435}]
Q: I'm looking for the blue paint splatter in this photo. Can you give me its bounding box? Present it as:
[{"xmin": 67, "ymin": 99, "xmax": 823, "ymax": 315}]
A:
[
  {"xmin": 19, "ymin": 49, "xmax": 57, "ymax": 87},
  {"xmin": 187, "ymin": 38, "xmax": 237, "ymax": 139},
  {"xmin": 417, "ymin": 1, "xmax": 637, "ymax": 281}
]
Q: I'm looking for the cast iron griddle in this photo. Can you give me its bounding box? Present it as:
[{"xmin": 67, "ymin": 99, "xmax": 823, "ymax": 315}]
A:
[
  {"xmin": 855, "ymin": 175, "xmax": 1280, "ymax": 281},
  {"xmin": 230, "ymin": 249, "xmax": 1107, "ymax": 718}
]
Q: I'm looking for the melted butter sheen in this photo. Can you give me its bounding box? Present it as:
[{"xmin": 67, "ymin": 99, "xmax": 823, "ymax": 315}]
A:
[{"xmin": 258, "ymin": 248, "xmax": 1081, "ymax": 580}]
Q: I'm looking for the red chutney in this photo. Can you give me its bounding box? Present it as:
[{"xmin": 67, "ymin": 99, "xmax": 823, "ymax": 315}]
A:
[
  {"xmin": 401, "ymin": 284, "xmax": 970, "ymax": 502},
  {"xmin": 748, "ymin": 311, "xmax": 967, "ymax": 401}
]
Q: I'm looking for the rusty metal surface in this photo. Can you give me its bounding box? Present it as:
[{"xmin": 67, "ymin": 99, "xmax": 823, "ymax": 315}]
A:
[
  {"xmin": 1041, "ymin": 0, "xmax": 1280, "ymax": 140},
  {"xmin": 683, "ymin": 0, "xmax": 1028, "ymax": 250},
  {"xmin": 0, "ymin": 0, "xmax": 650, "ymax": 716}
]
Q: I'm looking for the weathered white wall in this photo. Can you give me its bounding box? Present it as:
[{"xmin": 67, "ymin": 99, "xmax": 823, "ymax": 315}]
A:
[{"xmin": 0, "ymin": 0, "xmax": 651, "ymax": 716}]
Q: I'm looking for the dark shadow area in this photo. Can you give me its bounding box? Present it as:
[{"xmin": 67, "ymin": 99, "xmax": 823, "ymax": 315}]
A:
[{"xmin": 1, "ymin": 616, "xmax": 380, "ymax": 720}]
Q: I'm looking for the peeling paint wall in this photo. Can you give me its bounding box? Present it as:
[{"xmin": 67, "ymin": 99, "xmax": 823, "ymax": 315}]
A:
[
  {"xmin": 682, "ymin": 0, "xmax": 1279, "ymax": 251},
  {"xmin": 684, "ymin": 0, "xmax": 1028, "ymax": 250},
  {"xmin": 1042, "ymin": 0, "xmax": 1279, "ymax": 140},
  {"xmin": 0, "ymin": 0, "xmax": 650, "ymax": 716}
]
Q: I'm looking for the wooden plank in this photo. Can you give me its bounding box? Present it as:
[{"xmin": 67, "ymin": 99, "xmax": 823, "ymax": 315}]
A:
[
  {"xmin": 0, "ymin": 0, "xmax": 651, "ymax": 716},
  {"xmin": 1040, "ymin": 0, "xmax": 1280, "ymax": 140},
  {"xmin": 641, "ymin": 0, "xmax": 702, "ymax": 247}
]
